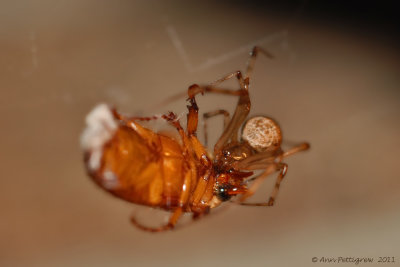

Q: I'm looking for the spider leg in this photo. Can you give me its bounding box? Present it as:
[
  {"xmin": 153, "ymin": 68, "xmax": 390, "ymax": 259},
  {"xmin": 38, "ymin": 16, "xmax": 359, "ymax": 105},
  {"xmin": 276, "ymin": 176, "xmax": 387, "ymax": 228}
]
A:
[
  {"xmin": 236, "ymin": 142, "xmax": 309, "ymax": 206},
  {"xmin": 239, "ymin": 162, "xmax": 288, "ymax": 206},
  {"xmin": 234, "ymin": 142, "xmax": 309, "ymax": 170},
  {"xmin": 188, "ymin": 70, "xmax": 245, "ymax": 97},
  {"xmin": 283, "ymin": 142, "xmax": 310, "ymax": 158},
  {"xmin": 203, "ymin": 109, "xmax": 230, "ymax": 146},
  {"xmin": 246, "ymin": 46, "xmax": 274, "ymax": 83}
]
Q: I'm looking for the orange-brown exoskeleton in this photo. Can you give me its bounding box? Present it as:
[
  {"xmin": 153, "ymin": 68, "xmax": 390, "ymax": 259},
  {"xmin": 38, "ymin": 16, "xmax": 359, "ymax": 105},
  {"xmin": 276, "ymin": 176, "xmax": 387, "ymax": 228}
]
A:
[{"xmin": 81, "ymin": 46, "xmax": 310, "ymax": 232}]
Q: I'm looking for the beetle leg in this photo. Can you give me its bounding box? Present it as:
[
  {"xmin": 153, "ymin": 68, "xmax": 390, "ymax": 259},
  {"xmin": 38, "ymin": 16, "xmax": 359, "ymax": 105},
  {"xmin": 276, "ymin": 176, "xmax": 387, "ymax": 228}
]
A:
[
  {"xmin": 186, "ymin": 71, "xmax": 244, "ymax": 137},
  {"xmin": 130, "ymin": 207, "xmax": 183, "ymax": 232},
  {"xmin": 186, "ymin": 95, "xmax": 199, "ymax": 136},
  {"xmin": 129, "ymin": 170, "xmax": 192, "ymax": 232},
  {"xmin": 111, "ymin": 107, "xmax": 161, "ymax": 123},
  {"xmin": 239, "ymin": 162, "xmax": 288, "ymax": 206},
  {"xmin": 132, "ymin": 169, "xmax": 211, "ymax": 232},
  {"xmin": 186, "ymin": 70, "xmax": 245, "ymax": 137},
  {"xmin": 187, "ymin": 82, "xmax": 250, "ymax": 154},
  {"xmin": 203, "ymin": 109, "xmax": 230, "ymax": 146},
  {"xmin": 112, "ymin": 107, "xmax": 182, "ymax": 133}
]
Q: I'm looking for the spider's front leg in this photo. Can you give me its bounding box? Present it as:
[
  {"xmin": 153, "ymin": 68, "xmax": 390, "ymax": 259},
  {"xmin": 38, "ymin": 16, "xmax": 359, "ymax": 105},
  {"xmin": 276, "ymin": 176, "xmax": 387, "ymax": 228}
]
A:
[
  {"xmin": 239, "ymin": 162, "xmax": 288, "ymax": 206},
  {"xmin": 237, "ymin": 142, "xmax": 309, "ymax": 206},
  {"xmin": 202, "ymin": 109, "xmax": 230, "ymax": 146}
]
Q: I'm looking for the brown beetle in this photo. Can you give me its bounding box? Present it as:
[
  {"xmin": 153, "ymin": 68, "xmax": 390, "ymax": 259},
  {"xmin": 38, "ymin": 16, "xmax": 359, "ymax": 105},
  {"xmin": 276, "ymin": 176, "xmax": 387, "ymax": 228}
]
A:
[{"xmin": 81, "ymin": 46, "xmax": 310, "ymax": 232}]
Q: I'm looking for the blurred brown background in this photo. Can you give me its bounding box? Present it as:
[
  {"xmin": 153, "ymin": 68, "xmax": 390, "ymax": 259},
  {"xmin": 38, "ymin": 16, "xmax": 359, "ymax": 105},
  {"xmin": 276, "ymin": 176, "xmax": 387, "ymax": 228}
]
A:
[{"xmin": 1, "ymin": 1, "xmax": 399, "ymax": 266}]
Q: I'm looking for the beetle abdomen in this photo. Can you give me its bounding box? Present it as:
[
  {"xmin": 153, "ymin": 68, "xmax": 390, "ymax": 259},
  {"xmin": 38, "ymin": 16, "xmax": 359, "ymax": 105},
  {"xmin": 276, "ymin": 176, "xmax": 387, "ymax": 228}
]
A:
[
  {"xmin": 82, "ymin": 104, "xmax": 196, "ymax": 210},
  {"xmin": 86, "ymin": 125, "xmax": 165, "ymax": 205},
  {"xmin": 85, "ymin": 126, "xmax": 193, "ymax": 210}
]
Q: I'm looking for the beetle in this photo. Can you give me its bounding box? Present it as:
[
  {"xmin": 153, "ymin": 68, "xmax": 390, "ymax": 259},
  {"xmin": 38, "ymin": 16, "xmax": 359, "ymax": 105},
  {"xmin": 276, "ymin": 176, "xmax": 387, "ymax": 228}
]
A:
[{"xmin": 81, "ymin": 46, "xmax": 310, "ymax": 232}]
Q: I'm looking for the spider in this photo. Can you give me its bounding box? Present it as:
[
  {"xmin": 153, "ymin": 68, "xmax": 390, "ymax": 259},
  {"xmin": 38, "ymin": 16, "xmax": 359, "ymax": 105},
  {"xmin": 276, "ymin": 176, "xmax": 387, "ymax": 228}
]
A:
[{"xmin": 81, "ymin": 46, "xmax": 310, "ymax": 232}]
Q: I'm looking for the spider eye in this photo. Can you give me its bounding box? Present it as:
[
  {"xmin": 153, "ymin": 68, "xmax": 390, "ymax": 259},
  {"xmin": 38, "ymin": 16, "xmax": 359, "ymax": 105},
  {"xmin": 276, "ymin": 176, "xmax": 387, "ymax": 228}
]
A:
[
  {"xmin": 242, "ymin": 116, "xmax": 282, "ymax": 152},
  {"xmin": 215, "ymin": 185, "xmax": 232, "ymax": 202}
]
